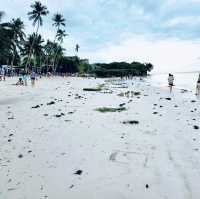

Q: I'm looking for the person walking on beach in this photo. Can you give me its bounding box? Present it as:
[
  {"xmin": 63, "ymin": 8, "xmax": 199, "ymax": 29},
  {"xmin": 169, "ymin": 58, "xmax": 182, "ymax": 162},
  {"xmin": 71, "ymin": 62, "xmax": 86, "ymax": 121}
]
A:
[
  {"xmin": 30, "ymin": 71, "xmax": 36, "ymax": 87},
  {"xmin": 196, "ymin": 73, "xmax": 200, "ymax": 95},
  {"xmin": 168, "ymin": 73, "xmax": 174, "ymax": 93}
]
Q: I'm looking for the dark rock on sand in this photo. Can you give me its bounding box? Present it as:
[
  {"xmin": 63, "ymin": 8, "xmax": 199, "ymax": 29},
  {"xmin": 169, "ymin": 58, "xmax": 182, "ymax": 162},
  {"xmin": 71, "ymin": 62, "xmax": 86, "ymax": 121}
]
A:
[
  {"xmin": 69, "ymin": 184, "xmax": 74, "ymax": 189},
  {"xmin": 8, "ymin": 117, "xmax": 15, "ymax": 120},
  {"xmin": 54, "ymin": 113, "xmax": 65, "ymax": 118},
  {"xmin": 193, "ymin": 125, "xmax": 199, "ymax": 130},
  {"xmin": 74, "ymin": 170, "xmax": 83, "ymax": 175},
  {"xmin": 32, "ymin": 105, "xmax": 40, "ymax": 109},
  {"xmin": 18, "ymin": 154, "xmax": 23, "ymax": 158},
  {"xmin": 68, "ymin": 112, "xmax": 74, "ymax": 114},
  {"xmin": 47, "ymin": 101, "xmax": 55, "ymax": 105},
  {"xmin": 181, "ymin": 89, "xmax": 188, "ymax": 93},
  {"xmin": 123, "ymin": 120, "xmax": 139, "ymax": 125},
  {"xmin": 65, "ymin": 120, "xmax": 72, "ymax": 122},
  {"xmin": 134, "ymin": 92, "xmax": 141, "ymax": 96}
]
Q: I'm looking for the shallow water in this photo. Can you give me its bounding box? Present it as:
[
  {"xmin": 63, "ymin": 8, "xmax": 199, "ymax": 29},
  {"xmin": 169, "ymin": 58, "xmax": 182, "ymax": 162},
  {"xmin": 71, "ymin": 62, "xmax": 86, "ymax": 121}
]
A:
[{"xmin": 149, "ymin": 72, "xmax": 199, "ymax": 93}]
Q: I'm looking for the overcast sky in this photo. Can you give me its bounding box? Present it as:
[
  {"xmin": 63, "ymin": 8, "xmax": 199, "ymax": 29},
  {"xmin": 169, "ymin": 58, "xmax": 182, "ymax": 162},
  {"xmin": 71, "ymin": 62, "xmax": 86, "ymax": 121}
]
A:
[{"xmin": 1, "ymin": 0, "xmax": 200, "ymax": 72}]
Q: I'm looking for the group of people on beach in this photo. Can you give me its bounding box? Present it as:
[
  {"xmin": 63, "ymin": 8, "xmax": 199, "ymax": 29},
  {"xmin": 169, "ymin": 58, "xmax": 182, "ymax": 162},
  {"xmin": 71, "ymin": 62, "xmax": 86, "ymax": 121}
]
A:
[
  {"xmin": 2, "ymin": 67, "xmax": 200, "ymax": 95},
  {"xmin": 15, "ymin": 71, "xmax": 37, "ymax": 87},
  {"xmin": 168, "ymin": 73, "xmax": 200, "ymax": 95}
]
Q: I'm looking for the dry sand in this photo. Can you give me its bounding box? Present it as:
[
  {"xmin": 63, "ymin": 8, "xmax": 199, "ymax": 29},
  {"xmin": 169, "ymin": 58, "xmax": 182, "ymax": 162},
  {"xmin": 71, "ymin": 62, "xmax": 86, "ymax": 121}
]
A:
[{"xmin": 0, "ymin": 76, "xmax": 200, "ymax": 199}]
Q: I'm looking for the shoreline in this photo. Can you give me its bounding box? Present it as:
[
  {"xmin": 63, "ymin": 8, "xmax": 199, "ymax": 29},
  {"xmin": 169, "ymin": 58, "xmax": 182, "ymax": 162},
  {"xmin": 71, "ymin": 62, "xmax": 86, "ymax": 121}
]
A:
[{"xmin": 149, "ymin": 72, "xmax": 199, "ymax": 96}]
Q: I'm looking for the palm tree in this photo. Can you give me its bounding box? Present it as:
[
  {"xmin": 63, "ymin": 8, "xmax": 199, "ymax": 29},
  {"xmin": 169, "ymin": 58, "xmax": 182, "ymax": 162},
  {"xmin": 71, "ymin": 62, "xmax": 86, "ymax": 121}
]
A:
[
  {"xmin": 0, "ymin": 15, "xmax": 23, "ymax": 67},
  {"xmin": 0, "ymin": 27, "xmax": 13, "ymax": 65},
  {"xmin": 8, "ymin": 18, "xmax": 25, "ymax": 68},
  {"xmin": 43, "ymin": 40, "xmax": 55, "ymax": 71},
  {"xmin": 44, "ymin": 13, "xmax": 66, "ymax": 71},
  {"xmin": 33, "ymin": 34, "xmax": 44, "ymax": 72},
  {"xmin": 28, "ymin": 1, "xmax": 49, "ymax": 34},
  {"xmin": 0, "ymin": 11, "xmax": 6, "ymax": 45},
  {"xmin": 75, "ymin": 44, "xmax": 80, "ymax": 53},
  {"xmin": 26, "ymin": 1, "xmax": 49, "ymax": 70},
  {"xmin": 53, "ymin": 45, "xmax": 64, "ymax": 71},
  {"xmin": 52, "ymin": 29, "xmax": 67, "ymax": 71},
  {"xmin": 56, "ymin": 29, "xmax": 67, "ymax": 44},
  {"xmin": 52, "ymin": 13, "xmax": 66, "ymax": 31},
  {"xmin": 21, "ymin": 34, "xmax": 34, "ymax": 66},
  {"xmin": 22, "ymin": 33, "xmax": 44, "ymax": 71}
]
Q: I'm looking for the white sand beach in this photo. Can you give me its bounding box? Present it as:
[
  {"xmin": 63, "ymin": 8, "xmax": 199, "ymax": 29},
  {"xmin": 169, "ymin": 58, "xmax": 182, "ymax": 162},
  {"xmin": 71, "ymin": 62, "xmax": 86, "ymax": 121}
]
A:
[{"xmin": 0, "ymin": 77, "xmax": 200, "ymax": 199}]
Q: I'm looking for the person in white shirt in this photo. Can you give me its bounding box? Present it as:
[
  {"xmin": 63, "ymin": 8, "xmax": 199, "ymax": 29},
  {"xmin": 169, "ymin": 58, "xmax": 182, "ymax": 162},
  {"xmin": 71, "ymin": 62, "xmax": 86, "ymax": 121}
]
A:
[{"xmin": 168, "ymin": 73, "xmax": 174, "ymax": 93}]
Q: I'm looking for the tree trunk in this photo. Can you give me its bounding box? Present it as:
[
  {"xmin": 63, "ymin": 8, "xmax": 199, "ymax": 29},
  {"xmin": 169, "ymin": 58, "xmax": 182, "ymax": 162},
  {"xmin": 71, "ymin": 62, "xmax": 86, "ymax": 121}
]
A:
[
  {"xmin": 11, "ymin": 47, "xmax": 16, "ymax": 71},
  {"xmin": 25, "ymin": 21, "xmax": 40, "ymax": 72},
  {"xmin": 10, "ymin": 34, "xmax": 16, "ymax": 72},
  {"xmin": 52, "ymin": 41, "xmax": 62, "ymax": 74},
  {"xmin": 44, "ymin": 27, "xmax": 59, "ymax": 74}
]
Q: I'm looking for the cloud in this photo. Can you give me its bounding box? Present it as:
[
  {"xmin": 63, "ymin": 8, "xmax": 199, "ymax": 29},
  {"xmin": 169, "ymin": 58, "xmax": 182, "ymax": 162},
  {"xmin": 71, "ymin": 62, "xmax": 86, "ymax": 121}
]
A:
[
  {"xmin": 163, "ymin": 16, "xmax": 200, "ymax": 27},
  {"xmin": 80, "ymin": 34, "xmax": 200, "ymax": 73}
]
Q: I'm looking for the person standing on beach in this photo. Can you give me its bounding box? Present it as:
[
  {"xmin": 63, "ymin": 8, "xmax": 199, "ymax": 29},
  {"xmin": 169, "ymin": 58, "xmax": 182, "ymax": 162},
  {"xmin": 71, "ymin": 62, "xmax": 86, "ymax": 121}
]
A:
[
  {"xmin": 30, "ymin": 71, "xmax": 36, "ymax": 87},
  {"xmin": 0, "ymin": 68, "xmax": 6, "ymax": 81},
  {"xmin": 168, "ymin": 73, "xmax": 174, "ymax": 93},
  {"xmin": 22, "ymin": 70, "xmax": 28, "ymax": 86},
  {"xmin": 196, "ymin": 74, "xmax": 200, "ymax": 95}
]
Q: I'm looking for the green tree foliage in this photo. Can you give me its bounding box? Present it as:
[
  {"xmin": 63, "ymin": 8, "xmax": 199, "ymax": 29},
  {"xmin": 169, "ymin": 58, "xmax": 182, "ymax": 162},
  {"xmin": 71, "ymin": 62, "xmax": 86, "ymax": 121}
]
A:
[
  {"xmin": 0, "ymin": 16, "xmax": 24, "ymax": 66},
  {"xmin": 52, "ymin": 13, "xmax": 66, "ymax": 29},
  {"xmin": 0, "ymin": 5, "xmax": 154, "ymax": 76},
  {"xmin": 0, "ymin": 5, "xmax": 68, "ymax": 72},
  {"xmin": 92, "ymin": 62, "xmax": 153, "ymax": 77},
  {"xmin": 21, "ymin": 33, "xmax": 44, "ymax": 70},
  {"xmin": 58, "ymin": 56, "xmax": 80, "ymax": 73},
  {"xmin": 6, "ymin": 18, "xmax": 25, "ymax": 68},
  {"xmin": 50, "ymin": 14, "xmax": 66, "ymax": 72},
  {"xmin": 28, "ymin": 1, "xmax": 49, "ymax": 28},
  {"xmin": 26, "ymin": 1, "xmax": 49, "ymax": 69}
]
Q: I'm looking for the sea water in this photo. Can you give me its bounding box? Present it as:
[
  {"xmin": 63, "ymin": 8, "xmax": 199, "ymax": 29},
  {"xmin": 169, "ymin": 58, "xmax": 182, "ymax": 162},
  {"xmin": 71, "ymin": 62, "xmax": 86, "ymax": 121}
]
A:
[{"xmin": 149, "ymin": 72, "xmax": 199, "ymax": 93}]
